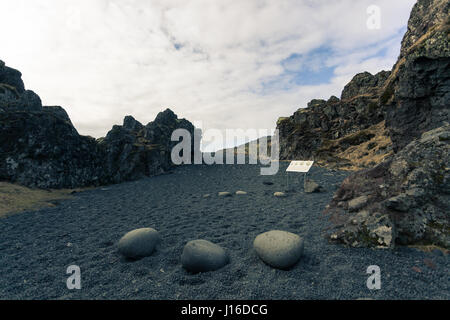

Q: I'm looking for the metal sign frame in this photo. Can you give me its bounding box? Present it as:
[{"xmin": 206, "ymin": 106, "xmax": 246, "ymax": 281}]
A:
[
  {"xmin": 285, "ymin": 160, "xmax": 314, "ymax": 191},
  {"xmin": 286, "ymin": 161, "xmax": 314, "ymax": 173}
]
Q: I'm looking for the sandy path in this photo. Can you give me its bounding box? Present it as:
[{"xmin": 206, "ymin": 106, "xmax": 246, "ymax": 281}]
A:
[{"xmin": 0, "ymin": 164, "xmax": 448, "ymax": 299}]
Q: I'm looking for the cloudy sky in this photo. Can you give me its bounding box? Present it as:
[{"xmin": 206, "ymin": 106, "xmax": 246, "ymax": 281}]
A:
[{"xmin": 1, "ymin": 0, "xmax": 416, "ymax": 150}]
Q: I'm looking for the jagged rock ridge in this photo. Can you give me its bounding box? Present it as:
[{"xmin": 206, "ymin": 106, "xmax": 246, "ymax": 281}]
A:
[
  {"xmin": 0, "ymin": 62, "xmax": 199, "ymax": 189},
  {"xmin": 277, "ymin": 70, "xmax": 393, "ymax": 170}
]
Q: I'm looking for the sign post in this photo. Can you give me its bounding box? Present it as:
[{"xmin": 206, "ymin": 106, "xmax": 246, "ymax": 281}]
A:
[{"xmin": 286, "ymin": 161, "xmax": 314, "ymax": 191}]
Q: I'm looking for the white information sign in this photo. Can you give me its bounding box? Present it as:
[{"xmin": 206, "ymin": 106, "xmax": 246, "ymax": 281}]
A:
[{"xmin": 286, "ymin": 161, "xmax": 314, "ymax": 173}]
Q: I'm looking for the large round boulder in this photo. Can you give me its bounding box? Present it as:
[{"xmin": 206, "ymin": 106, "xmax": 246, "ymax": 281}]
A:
[
  {"xmin": 118, "ymin": 228, "xmax": 160, "ymax": 259},
  {"xmin": 253, "ymin": 230, "xmax": 304, "ymax": 270},
  {"xmin": 181, "ymin": 240, "xmax": 230, "ymax": 273}
]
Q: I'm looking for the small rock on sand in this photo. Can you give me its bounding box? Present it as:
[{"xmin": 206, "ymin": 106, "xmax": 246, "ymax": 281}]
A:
[
  {"xmin": 236, "ymin": 191, "xmax": 247, "ymax": 195},
  {"xmin": 253, "ymin": 230, "xmax": 304, "ymax": 270},
  {"xmin": 218, "ymin": 192, "xmax": 232, "ymax": 197},
  {"xmin": 304, "ymin": 179, "xmax": 321, "ymax": 193},
  {"xmin": 274, "ymin": 192, "xmax": 287, "ymax": 197},
  {"xmin": 181, "ymin": 240, "xmax": 230, "ymax": 273},
  {"xmin": 118, "ymin": 228, "xmax": 160, "ymax": 259},
  {"xmin": 348, "ymin": 195, "xmax": 368, "ymax": 212}
]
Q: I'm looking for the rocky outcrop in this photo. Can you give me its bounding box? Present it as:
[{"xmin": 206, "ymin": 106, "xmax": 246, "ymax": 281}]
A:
[
  {"xmin": 99, "ymin": 110, "xmax": 199, "ymax": 184},
  {"xmin": 385, "ymin": 0, "xmax": 449, "ymax": 151},
  {"xmin": 277, "ymin": 71, "xmax": 393, "ymax": 170},
  {"xmin": 0, "ymin": 60, "xmax": 25, "ymax": 93},
  {"xmin": 0, "ymin": 105, "xmax": 104, "ymax": 189},
  {"xmin": 277, "ymin": 0, "xmax": 449, "ymax": 169},
  {"xmin": 0, "ymin": 61, "xmax": 42, "ymax": 112},
  {"xmin": 325, "ymin": 126, "xmax": 450, "ymax": 248},
  {"xmin": 341, "ymin": 71, "xmax": 391, "ymax": 101},
  {"xmin": 324, "ymin": 0, "xmax": 449, "ymax": 249},
  {"xmin": 274, "ymin": 0, "xmax": 448, "ymax": 248},
  {"xmin": 399, "ymin": 0, "xmax": 449, "ymax": 60},
  {"xmin": 0, "ymin": 60, "xmax": 199, "ymax": 189}
]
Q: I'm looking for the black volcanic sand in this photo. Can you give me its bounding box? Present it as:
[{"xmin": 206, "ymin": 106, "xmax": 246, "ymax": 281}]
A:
[{"xmin": 0, "ymin": 163, "xmax": 448, "ymax": 300}]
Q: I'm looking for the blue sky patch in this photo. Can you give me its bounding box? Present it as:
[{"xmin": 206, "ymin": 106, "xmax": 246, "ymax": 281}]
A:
[{"xmin": 282, "ymin": 47, "xmax": 336, "ymax": 86}]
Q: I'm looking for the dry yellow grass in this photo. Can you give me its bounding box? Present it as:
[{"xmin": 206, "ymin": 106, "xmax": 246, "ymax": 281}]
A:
[
  {"xmin": 335, "ymin": 121, "xmax": 393, "ymax": 170},
  {"xmin": 0, "ymin": 182, "xmax": 87, "ymax": 218},
  {"xmin": 314, "ymin": 121, "xmax": 393, "ymax": 171}
]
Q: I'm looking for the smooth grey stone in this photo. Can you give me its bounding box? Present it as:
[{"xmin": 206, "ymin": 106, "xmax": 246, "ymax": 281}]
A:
[
  {"xmin": 348, "ymin": 195, "xmax": 369, "ymax": 212},
  {"xmin": 118, "ymin": 228, "xmax": 160, "ymax": 259},
  {"xmin": 304, "ymin": 179, "xmax": 321, "ymax": 193},
  {"xmin": 181, "ymin": 240, "xmax": 230, "ymax": 273},
  {"xmin": 254, "ymin": 230, "xmax": 304, "ymax": 270}
]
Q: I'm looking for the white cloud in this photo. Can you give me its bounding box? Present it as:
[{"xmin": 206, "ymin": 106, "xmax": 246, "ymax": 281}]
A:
[{"xmin": 0, "ymin": 0, "xmax": 416, "ymax": 148}]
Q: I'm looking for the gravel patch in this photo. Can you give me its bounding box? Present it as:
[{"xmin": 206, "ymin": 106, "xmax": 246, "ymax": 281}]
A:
[{"xmin": 0, "ymin": 163, "xmax": 448, "ymax": 300}]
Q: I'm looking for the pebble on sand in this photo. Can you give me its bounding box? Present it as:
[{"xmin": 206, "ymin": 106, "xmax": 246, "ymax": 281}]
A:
[
  {"xmin": 118, "ymin": 228, "xmax": 160, "ymax": 259},
  {"xmin": 253, "ymin": 230, "xmax": 304, "ymax": 270},
  {"xmin": 218, "ymin": 192, "xmax": 232, "ymax": 197},
  {"xmin": 181, "ymin": 240, "xmax": 230, "ymax": 273},
  {"xmin": 274, "ymin": 192, "xmax": 287, "ymax": 197},
  {"xmin": 304, "ymin": 179, "xmax": 321, "ymax": 193},
  {"xmin": 348, "ymin": 195, "xmax": 368, "ymax": 212}
]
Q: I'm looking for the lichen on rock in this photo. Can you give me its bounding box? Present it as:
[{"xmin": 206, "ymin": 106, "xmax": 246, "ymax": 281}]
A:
[{"xmin": 325, "ymin": 126, "xmax": 450, "ymax": 249}]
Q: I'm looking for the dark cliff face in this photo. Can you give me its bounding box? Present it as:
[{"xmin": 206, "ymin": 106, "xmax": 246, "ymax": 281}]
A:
[
  {"xmin": 323, "ymin": 0, "xmax": 450, "ymax": 249},
  {"xmin": 0, "ymin": 106, "xmax": 104, "ymax": 188},
  {"xmin": 399, "ymin": 0, "xmax": 449, "ymax": 60},
  {"xmin": 0, "ymin": 60, "xmax": 199, "ymax": 189},
  {"xmin": 277, "ymin": 70, "xmax": 392, "ymax": 170},
  {"xmin": 385, "ymin": 0, "xmax": 449, "ymax": 151}
]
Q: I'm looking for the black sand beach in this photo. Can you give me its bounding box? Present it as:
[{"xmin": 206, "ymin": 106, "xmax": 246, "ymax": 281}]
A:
[{"xmin": 0, "ymin": 163, "xmax": 448, "ymax": 300}]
